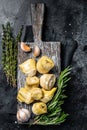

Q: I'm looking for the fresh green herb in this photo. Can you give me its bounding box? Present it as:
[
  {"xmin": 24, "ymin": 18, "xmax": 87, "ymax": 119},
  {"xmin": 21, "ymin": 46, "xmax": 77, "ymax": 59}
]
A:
[
  {"xmin": 33, "ymin": 67, "xmax": 71, "ymax": 125},
  {"xmin": 2, "ymin": 22, "xmax": 23, "ymax": 87}
]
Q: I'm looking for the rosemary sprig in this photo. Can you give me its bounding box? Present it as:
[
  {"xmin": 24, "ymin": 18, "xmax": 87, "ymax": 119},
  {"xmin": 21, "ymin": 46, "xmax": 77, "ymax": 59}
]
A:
[
  {"xmin": 33, "ymin": 67, "xmax": 71, "ymax": 125},
  {"xmin": 2, "ymin": 22, "xmax": 23, "ymax": 87}
]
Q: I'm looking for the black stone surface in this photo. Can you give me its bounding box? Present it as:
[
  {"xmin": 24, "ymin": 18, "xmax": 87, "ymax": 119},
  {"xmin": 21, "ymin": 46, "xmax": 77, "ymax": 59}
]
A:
[{"xmin": 0, "ymin": 0, "xmax": 87, "ymax": 130}]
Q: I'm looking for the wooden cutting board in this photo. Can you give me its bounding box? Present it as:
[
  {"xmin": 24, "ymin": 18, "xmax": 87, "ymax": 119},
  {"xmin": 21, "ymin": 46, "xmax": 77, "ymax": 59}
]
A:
[{"xmin": 17, "ymin": 3, "xmax": 61, "ymax": 124}]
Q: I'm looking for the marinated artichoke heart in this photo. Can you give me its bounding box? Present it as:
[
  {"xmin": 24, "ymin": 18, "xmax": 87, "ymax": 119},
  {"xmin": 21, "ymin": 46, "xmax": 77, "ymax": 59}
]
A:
[
  {"xmin": 40, "ymin": 74, "xmax": 56, "ymax": 90},
  {"xmin": 24, "ymin": 84, "xmax": 38, "ymax": 91},
  {"xmin": 37, "ymin": 56, "xmax": 54, "ymax": 74},
  {"xmin": 32, "ymin": 102, "xmax": 47, "ymax": 115},
  {"xmin": 26, "ymin": 76, "xmax": 40, "ymax": 87},
  {"xmin": 19, "ymin": 59, "xmax": 36, "ymax": 76},
  {"xmin": 17, "ymin": 86, "xmax": 43, "ymax": 103},
  {"xmin": 17, "ymin": 87, "xmax": 34, "ymax": 104},
  {"xmin": 31, "ymin": 88, "xmax": 43, "ymax": 100},
  {"xmin": 40, "ymin": 87, "xmax": 57, "ymax": 103}
]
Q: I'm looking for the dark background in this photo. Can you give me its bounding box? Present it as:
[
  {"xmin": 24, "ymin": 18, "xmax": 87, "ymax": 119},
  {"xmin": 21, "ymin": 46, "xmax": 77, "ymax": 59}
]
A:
[{"xmin": 0, "ymin": 0, "xmax": 87, "ymax": 130}]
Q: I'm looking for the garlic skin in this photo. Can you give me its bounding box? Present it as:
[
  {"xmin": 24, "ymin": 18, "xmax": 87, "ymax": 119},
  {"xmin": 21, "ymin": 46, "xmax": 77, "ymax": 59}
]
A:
[
  {"xmin": 33, "ymin": 45, "xmax": 40, "ymax": 57},
  {"xmin": 17, "ymin": 108, "xmax": 30, "ymax": 122}
]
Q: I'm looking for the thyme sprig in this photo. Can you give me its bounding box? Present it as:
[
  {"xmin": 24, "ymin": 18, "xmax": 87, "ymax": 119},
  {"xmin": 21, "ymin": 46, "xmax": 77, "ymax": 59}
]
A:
[
  {"xmin": 33, "ymin": 67, "xmax": 71, "ymax": 125},
  {"xmin": 2, "ymin": 22, "xmax": 23, "ymax": 87}
]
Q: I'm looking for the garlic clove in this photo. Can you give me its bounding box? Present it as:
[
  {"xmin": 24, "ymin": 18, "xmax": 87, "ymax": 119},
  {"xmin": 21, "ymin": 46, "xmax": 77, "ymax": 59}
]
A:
[
  {"xmin": 17, "ymin": 108, "xmax": 31, "ymax": 123},
  {"xmin": 33, "ymin": 45, "xmax": 41, "ymax": 57},
  {"xmin": 20, "ymin": 42, "xmax": 32, "ymax": 52}
]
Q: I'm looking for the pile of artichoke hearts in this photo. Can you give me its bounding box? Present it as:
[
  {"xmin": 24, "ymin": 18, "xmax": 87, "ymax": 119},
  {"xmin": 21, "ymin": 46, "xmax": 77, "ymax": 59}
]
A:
[{"xmin": 17, "ymin": 56, "xmax": 57, "ymax": 117}]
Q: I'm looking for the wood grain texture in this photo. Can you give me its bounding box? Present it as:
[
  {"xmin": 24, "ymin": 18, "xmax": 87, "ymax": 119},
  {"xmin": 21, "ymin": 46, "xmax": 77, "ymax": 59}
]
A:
[
  {"xmin": 31, "ymin": 3, "xmax": 44, "ymax": 42},
  {"xmin": 17, "ymin": 3, "xmax": 61, "ymax": 124}
]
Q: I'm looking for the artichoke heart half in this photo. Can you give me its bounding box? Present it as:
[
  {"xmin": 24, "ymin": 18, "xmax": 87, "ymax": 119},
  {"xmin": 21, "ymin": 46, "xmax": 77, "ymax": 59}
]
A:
[
  {"xmin": 40, "ymin": 87, "xmax": 57, "ymax": 103},
  {"xmin": 17, "ymin": 87, "xmax": 34, "ymax": 104},
  {"xmin": 37, "ymin": 56, "xmax": 54, "ymax": 74},
  {"xmin": 31, "ymin": 87, "xmax": 43, "ymax": 100},
  {"xmin": 19, "ymin": 59, "xmax": 36, "ymax": 76},
  {"xmin": 40, "ymin": 74, "xmax": 56, "ymax": 90},
  {"xmin": 32, "ymin": 102, "xmax": 47, "ymax": 115},
  {"xmin": 26, "ymin": 76, "xmax": 40, "ymax": 87}
]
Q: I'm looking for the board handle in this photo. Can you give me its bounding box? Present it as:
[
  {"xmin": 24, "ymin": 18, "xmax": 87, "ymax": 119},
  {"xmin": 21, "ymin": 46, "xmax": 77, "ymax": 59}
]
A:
[{"xmin": 31, "ymin": 3, "xmax": 44, "ymax": 42}]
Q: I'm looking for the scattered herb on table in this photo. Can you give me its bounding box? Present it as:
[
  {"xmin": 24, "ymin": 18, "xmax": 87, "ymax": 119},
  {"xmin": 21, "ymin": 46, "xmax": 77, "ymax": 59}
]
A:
[
  {"xmin": 33, "ymin": 67, "xmax": 71, "ymax": 125},
  {"xmin": 2, "ymin": 22, "xmax": 23, "ymax": 87}
]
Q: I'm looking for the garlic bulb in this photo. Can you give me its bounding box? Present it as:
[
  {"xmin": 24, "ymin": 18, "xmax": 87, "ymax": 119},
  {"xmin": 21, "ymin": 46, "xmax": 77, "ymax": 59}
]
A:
[
  {"xmin": 17, "ymin": 108, "xmax": 30, "ymax": 122},
  {"xmin": 33, "ymin": 45, "xmax": 40, "ymax": 57}
]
